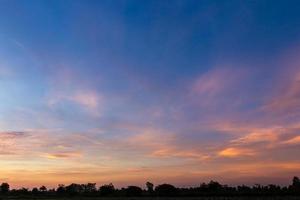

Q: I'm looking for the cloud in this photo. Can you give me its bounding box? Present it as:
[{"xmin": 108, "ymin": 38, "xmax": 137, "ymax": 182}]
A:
[
  {"xmin": 124, "ymin": 127, "xmax": 213, "ymax": 161},
  {"xmin": 1, "ymin": 56, "xmax": 300, "ymax": 187},
  {"xmin": 0, "ymin": 131, "xmax": 27, "ymax": 139},
  {"xmin": 48, "ymin": 89, "xmax": 101, "ymax": 111},
  {"xmin": 218, "ymin": 147, "xmax": 256, "ymax": 158},
  {"xmin": 192, "ymin": 68, "xmax": 236, "ymax": 97},
  {"xmin": 190, "ymin": 67, "xmax": 249, "ymax": 109},
  {"xmin": 0, "ymin": 129, "xmax": 84, "ymax": 159},
  {"xmin": 0, "ymin": 131, "xmax": 32, "ymax": 156},
  {"xmin": 282, "ymin": 136, "xmax": 300, "ymax": 145},
  {"xmin": 150, "ymin": 148, "xmax": 210, "ymax": 160},
  {"xmin": 260, "ymin": 49, "xmax": 300, "ymax": 122},
  {"xmin": 43, "ymin": 151, "xmax": 82, "ymax": 159},
  {"xmin": 71, "ymin": 91, "xmax": 99, "ymax": 109},
  {"xmin": 264, "ymin": 71, "xmax": 300, "ymax": 116},
  {"xmin": 230, "ymin": 127, "xmax": 281, "ymax": 145},
  {"xmin": 46, "ymin": 67, "xmax": 103, "ymax": 116}
]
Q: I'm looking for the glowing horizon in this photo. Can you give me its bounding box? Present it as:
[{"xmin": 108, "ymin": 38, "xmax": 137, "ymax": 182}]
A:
[{"xmin": 1, "ymin": 0, "xmax": 300, "ymax": 189}]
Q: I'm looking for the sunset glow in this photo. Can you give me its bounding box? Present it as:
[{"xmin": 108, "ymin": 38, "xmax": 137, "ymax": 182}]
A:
[{"xmin": 0, "ymin": 0, "xmax": 300, "ymax": 189}]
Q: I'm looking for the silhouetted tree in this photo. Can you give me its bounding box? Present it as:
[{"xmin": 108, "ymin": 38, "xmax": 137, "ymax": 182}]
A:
[
  {"xmin": 99, "ymin": 183, "xmax": 115, "ymax": 196},
  {"xmin": 0, "ymin": 183, "xmax": 10, "ymax": 194},
  {"xmin": 125, "ymin": 186, "xmax": 143, "ymax": 196},
  {"xmin": 56, "ymin": 184, "xmax": 66, "ymax": 195},
  {"xmin": 207, "ymin": 180, "xmax": 223, "ymax": 195},
  {"xmin": 293, "ymin": 176, "xmax": 300, "ymax": 187},
  {"xmin": 83, "ymin": 183, "xmax": 96, "ymax": 193},
  {"xmin": 19, "ymin": 187, "xmax": 29, "ymax": 195},
  {"xmin": 146, "ymin": 181, "xmax": 154, "ymax": 193},
  {"xmin": 65, "ymin": 183, "xmax": 83, "ymax": 195},
  {"xmin": 1, "ymin": 176, "xmax": 300, "ymax": 197},
  {"xmin": 292, "ymin": 176, "xmax": 300, "ymax": 194},
  {"xmin": 155, "ymin": 184, "xmax": 178, "ymax": 196},
  {"xmin": 39, "ymin": 185, "xmax": 47, "ymax": 192},
  {"xmin": 237, "ymin": 185, "xmax": 252, "ymax": 195},
  {"xmin": 32, "ymin": 187, "xmax": 39, "ymax": 195}
]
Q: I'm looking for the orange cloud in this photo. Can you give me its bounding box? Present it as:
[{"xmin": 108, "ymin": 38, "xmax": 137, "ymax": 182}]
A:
[
  {"xmin": 230, "ymin": 128, "xmax": 281, "ymax": 145},
  {"xmin": 218, "ymin": 147, "xmax": 256, "ymax": 158},
  {"xmin": 43, "ymin": 151, "xmax": 82, "ymax": 159},
  {"xmin": 151, "ymin": 148, "xmax": 210, "ymax": 160},
  {"xmin": 282, "ymin": 135, "xmax": 300, "ymax": 145}
]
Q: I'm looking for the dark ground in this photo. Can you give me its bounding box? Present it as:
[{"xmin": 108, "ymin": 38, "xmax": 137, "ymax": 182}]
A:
[{"xmin": 1, "ymin": 197, "xmax": 300, "ymax": 200}]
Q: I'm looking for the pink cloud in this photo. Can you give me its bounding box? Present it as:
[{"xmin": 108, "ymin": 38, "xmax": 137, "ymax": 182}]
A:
[
  {"xmin": 188, "ymin": 66, "xmax": 252, "ymax": 116},
  {"xmin": 47, "ymin": 67, "xmax": 103, "ymax": 116},
  {"xmin": 192, "ymin": 68, "xmax": 235, "ymax": 97},
  {"xmin": 264, "ymin": 70, "xmax": 300, "ymax": 116},
  {"xmin": 48, "ymin": 90, "xmax": 102, "ymax": 111},
  {"xmin": 191, "ymin": 67, "xmax": 248, "ymax": 98}
]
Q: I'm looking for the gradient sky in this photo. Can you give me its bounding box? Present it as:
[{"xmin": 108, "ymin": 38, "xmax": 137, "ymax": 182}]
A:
[{"xmin": 1, "ymin": 0, "xmax": 300, "ymax": 189}]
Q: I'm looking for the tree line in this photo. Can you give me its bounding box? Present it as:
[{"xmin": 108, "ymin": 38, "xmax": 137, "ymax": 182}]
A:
[{"xmin": 0, "ymin": 177, "xmax": 300, "ymax": 197}]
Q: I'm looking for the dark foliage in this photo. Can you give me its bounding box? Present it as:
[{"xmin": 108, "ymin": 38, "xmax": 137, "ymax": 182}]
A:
[
  {"xmin": 125, "ymin": 186, "xmax": 143, "ymax": 196},
  {"xmin": 99, "ymin": 183, "xmax": 115, "ymax": 196},
  {"xmin": 0, "ymin": 183, "xmax": 9, "ymax": 194},
  {"xmin": 1, "ymin": 176, "xmax": 300, "ymax": 197},
  {"xmin": 146, "ymin": 181, "xmax": 154, "ymax": 192},
  {"xmin": 155, "ymin": 183, "xmax": 178, "ymax": 196},
  {"xmin": 39, "ymin": 185, "xmax": 47, "ymax": 192}
]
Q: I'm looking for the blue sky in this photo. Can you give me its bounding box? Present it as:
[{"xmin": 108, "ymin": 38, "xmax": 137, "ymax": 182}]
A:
[{"xmin": 1, "ymin": 0, "xmax": 300, "ymax": 188}]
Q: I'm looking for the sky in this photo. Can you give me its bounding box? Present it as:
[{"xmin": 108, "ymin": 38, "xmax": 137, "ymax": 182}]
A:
[{"xmin": 1, "ymin": 0, "xmax": 300, "ymax": 189}]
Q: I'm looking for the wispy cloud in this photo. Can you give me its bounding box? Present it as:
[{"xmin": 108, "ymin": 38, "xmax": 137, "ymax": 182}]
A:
[
  {"xmin": 263, "ymin": 71, "xmax": 300, "ymax": 117},
  {"xmin": 189, "ymin": 67, "xmax": 249, "ymax": 110},
  {"xmin": 0, "ymin": 131, "xmax": 27, "ymax": 139},
  {"xmin": 43, "ymin": 151, "xmax": 82, "ymax": 159},
  {"xmin": 0, "ymin": 131, "xmax": 30, "ymax": 155},
  {"xmin": 48, "ymin": 89, "xmax": 102, "ymax": 112},
  {"xmin": 282, "ymin": 136, "xmax": 300, "ymax": 145},
  {"xmin": 218, "ymin": 147, "xmax": 256, "ymax": 158},
  {"xmin": 46, "ymin": 67, "xmax": 103, "ymax": 117}
]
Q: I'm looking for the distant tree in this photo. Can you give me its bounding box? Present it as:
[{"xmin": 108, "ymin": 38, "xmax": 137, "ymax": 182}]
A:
[
  {"xmin": 32, "ymin": 187, "xmax": 39, "ymax": 195},
  {"xmin": 292, "ymin": 176, "xmax": 300, "ymax": 194},
  {"xmin": 126, "ymin": 186, "xmax": 143, "ymax": 196},
  {"xmin": 208, "ymin": 181, "xmax": 222, "ymax": 189},
  {"xmin": 146, "ymin": 182, "xmax": 154, "ymax": 192},
  {"xmin": 3, "ymin": 176, "xmax": 300, "ymax": 197},
  {"xmin": 99, "ymin": 183, "xmax": 115, "ymax": 196},
  {"xmin": 237, "ymin": 185, "xmax": 251, "ymax": 195},
  {"xmin": 293, "ymin": 176, "xmax": 300, "ymax": 187},
  {"xmin": 56, "ymin": 184, "xmax": 66, "ymax": 195},
  {"xmin": 65, "ymin": 183, "xmax": 83, "ymax": 195},
  {"xmin": 19, "ymin": 187, "xmax": 29, "ymax": 195},
  {"xmin": 207, "ymin": 180, "xmax": 222, "ymax": 194},
  {"xmin": 83, "ymin": 183, "xmax": 96, "ymax": 193},
  {"xmin": 155, "ymin": 184, "xmax": 178, "ymax": 196},
  {"xmin": 0, "ymin": 183, "xmax": 10, "ymax": 194},
  {"xmin": 39, "ymin": 185, "xmax": 47, "ymax": 192}
]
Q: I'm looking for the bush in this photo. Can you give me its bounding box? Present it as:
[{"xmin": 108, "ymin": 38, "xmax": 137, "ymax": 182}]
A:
[
  {"xmin": 155, "ymin": 184, "xmax": 178, "ymax": 196},
  {"xmin": 125, "ymin": 186, "xmax": 143, "ymax": 196}
]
